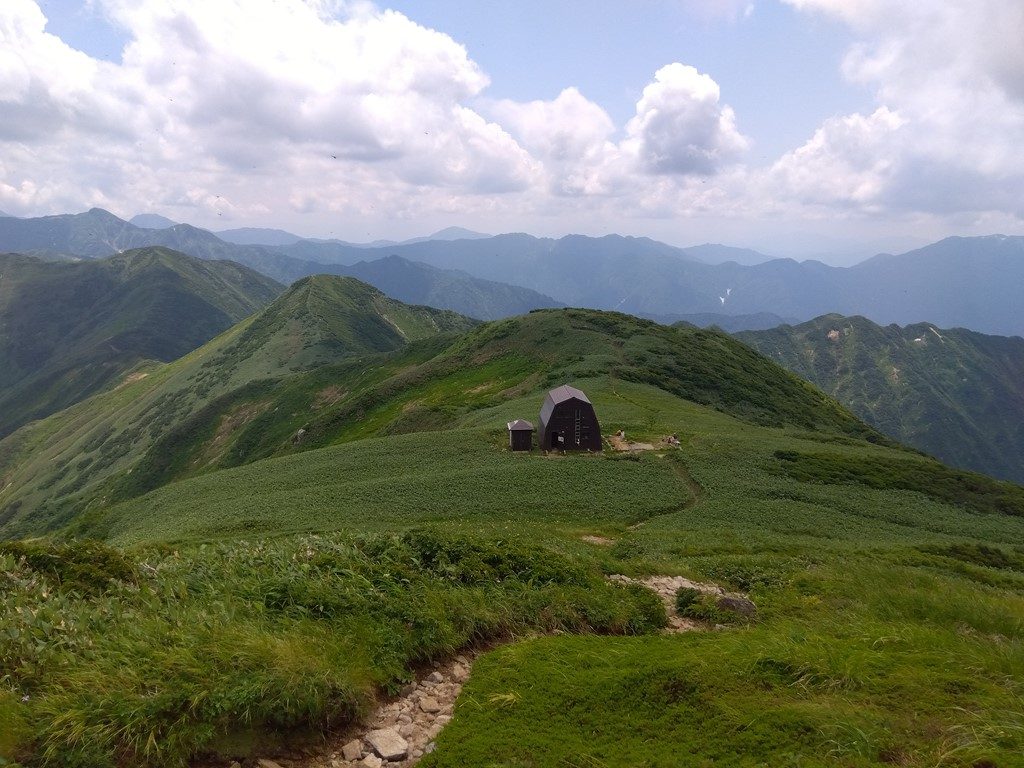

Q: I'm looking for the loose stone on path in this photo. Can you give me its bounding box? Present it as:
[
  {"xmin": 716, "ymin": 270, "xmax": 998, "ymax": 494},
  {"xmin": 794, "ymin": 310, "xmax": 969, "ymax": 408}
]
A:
[
  {"xmin": 268, "ymin": 653, "xmax": 475, "ymax": 767},
  {"xmin": 341, "ymin": 740, "xmax": 362, "ymax": 762},
  {"xmin": 418, "ymin": 697, "xmax": 441, "ymax": 713},
  {"xmin": 365, "ymin": 729, "xmax": 408, "ymax": 761}
]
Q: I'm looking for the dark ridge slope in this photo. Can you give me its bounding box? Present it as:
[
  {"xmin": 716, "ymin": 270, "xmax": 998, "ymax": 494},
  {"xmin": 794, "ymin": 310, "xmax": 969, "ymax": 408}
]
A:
[
  {"xmin": 0, "ymin": 275, "xmax": 477, "ymax": 536},
  {"xmin": 740, "ymin": 314, "xmax": 1024, "ymax": 482},
  {"xmin": 0, "ymin": 247, "xmax": 282, "ymax": 437}
]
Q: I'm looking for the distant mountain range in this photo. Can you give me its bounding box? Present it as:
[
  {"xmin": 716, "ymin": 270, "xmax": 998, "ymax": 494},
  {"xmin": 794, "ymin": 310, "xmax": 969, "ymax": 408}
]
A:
[
  {"xmin": 0, "ymin": 247, "xmax": 281, "ymax": 437},
  {"xmin": 333, "ymin": 255, "xmax": 560, "ymax": 320},
  {"xmin": 1, "ymin": 210, "xmax": 556, "ymax": 320},
  {"xmin": 131, "ymin": 213, "xmax": 491, "ymax": 249},
  {"xmin": 362, "ymin": 232, "xmax": 1024, "ymax": 336},
  {"xmin": 215, "ymin": 227, "xmax": 304, "ymax": 246},
  {"xmin": 7, "ymin": 210, "xmax": 1024, "ymax": 336},
  {"xmin": 660, "ymin": 312, "xmax": 798, "ymax": 332},
  {"xmin": 682, "ymin": 243, "xmax": 776, "ymax": 266},
  {"xmin": 395, "ymin": 226, "xmax": 491, "ymax": 246},
  {"xmin": 739, "ymin": 314, "xmax": 1024, "ymax": 483},
  {"xmin": 129, "ymin": 213, "xmax": 177, "ymax": 229}
]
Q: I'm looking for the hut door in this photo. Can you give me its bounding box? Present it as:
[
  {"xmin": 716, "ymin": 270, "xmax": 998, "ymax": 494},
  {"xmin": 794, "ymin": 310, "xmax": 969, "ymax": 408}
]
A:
[{"xmin": 574, "ymin": 409, "xmax": 582, "ymax": 446}]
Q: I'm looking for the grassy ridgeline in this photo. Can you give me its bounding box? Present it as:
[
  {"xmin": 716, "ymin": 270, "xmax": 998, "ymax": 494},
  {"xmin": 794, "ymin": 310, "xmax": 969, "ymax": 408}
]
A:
[
  {"xmin": 0, "ymin": 307, "xmax": 880, "ymax": 541},
  {"xmin": 0, "ymin": 532, "xmax": 663, "ymax": 767},
  {"xmin": 3, "ymin": 314, "xmax": 1024, "ymax": 766}
]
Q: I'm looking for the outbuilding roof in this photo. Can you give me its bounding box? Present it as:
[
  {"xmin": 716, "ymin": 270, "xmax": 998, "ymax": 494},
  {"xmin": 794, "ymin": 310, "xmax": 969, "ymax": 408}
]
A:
[
  {"xmin": 507, "ymin": 419, "xmax": 535, "ymax": 431},
  {"xmin": 540, "ymin": 385, "xmax": 591, "ymax": 425}
]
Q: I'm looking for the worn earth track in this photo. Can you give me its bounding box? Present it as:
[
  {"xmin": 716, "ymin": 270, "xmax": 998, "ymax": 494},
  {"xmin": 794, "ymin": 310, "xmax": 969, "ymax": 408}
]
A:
[
  {"xmin": 205, "ymin": 653, "xmax": 473, "ymax": 768},
  {"xmin": 230, "ymin": 572, "xmax": 744, "ymax": 768},
  {"xmin": 628, "ymin": 453, "xmax": 703, "ymax": 531},
  {"xmin": 206, "ymin": 408, "xmax": 710, "ymax": 767}
]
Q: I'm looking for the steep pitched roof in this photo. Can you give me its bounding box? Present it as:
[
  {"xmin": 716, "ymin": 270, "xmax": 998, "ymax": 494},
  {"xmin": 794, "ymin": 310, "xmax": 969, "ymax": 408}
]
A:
[
  {"xmin": 546, "ymin": 384, "xmax": 591, "ymax": 405},
  {"xmin": 507, "ymin": 419, "xmax": 534, "ymax": 430},
  {"xmin": 540, "ymin": 384, "xmax": 591, "ymax": 425}
]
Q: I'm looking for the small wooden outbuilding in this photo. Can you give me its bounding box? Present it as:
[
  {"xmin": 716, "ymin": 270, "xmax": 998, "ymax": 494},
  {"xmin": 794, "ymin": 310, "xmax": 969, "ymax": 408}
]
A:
[
  {"xmin": 539, "ymin": 385, "xmax": 601, "ymax": 451},
  {"xmin": 507, "ymin": 419, "xmax": 535, "ymax": 451}
]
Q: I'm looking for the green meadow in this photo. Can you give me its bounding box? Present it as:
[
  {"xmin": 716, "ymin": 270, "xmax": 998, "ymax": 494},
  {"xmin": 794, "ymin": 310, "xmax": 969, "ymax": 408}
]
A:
[
  {"xmin": 2, "ymin": 295, "xmax": 1023, "ymax": 767},
  {"xmin": 3, "ymin": 376, "xmax": 1023, "ymax": 766}
]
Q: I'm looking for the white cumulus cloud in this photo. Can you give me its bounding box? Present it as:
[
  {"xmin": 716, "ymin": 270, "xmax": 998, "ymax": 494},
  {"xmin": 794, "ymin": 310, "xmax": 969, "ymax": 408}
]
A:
[
  {"xmin": 773, "ymin": 0, "xmax": 1024, "ymax": 221},
  {"xmin": 770, "ymin": 107, "xmax": 904, "ymax": 211},
  {"xmin": 490, "ymin": 64, "xmax": 748, "ymax": 203},
  {"xmin": 0, "ymin": 0, "xmax": 538, "ymax": 223},
  {"xmin": 625, "ymin": 63, "xmax": 749, "ymax": 176},
  {"xmin": 490, "ymin": 88, "xmax": 626, "ymax": 197}
]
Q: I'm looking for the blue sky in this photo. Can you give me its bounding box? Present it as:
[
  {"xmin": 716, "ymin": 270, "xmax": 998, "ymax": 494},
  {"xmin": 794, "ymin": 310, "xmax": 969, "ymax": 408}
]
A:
[
  {"xmin": 2, "ymin": 1, "xmax": 1022, "ymax": 261},
  {"xmin": 387, "ymin": 1, "xmax": 868, "ymax": 159},
  {"xmin": 39, "ymin": 0, "xmax": 867, "ymax": 159}
]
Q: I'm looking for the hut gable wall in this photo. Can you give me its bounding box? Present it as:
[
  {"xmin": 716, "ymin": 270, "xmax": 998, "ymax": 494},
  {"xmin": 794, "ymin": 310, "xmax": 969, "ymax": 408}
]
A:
[{"xmin": 539, "ymin": 385, "xmax": 601, "ymax": 451}]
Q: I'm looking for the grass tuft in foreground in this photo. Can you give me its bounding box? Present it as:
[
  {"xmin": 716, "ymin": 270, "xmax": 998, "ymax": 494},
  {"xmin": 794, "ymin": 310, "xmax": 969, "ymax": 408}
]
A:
[{"xmin": 0, "ymin": 532, "xmax": 663, "ymax": 767}]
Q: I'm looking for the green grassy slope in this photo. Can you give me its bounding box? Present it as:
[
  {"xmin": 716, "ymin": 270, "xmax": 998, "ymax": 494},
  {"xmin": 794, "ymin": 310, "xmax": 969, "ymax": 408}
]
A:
[
  {"xmin": 9, "ymin": 375, "xmax": 1024, "ymax": 766},
  {"xmin": 3, "ymin": 308, "xmax": 1024, "ymax": 766},
  {"xmin": 0, "ymin": 247, "xmax": 282, "ymax": 437},
  {"xmin": 98, "ymin": 376, "xmax": 1024, "ymax": 547},
  {"xmin": 0, "ymin": 306, "xmax": 872, "ymax": 539},
  {"xmin": 164, "ymin": 307, "xmax": 881, "ymax": 472},
  {"xmin": 187, "ymin": 272, "xmax": 477, "ymax": 380},
  {"xmin": 739, "ymin": 314, "xmax": 1024, "ymax": 483},
  {"xmin": 425, "ymin": 384, "xmax": 1024, "ymax": 767},
  {"xmin": 0, "ymin": 276, "xmax": 476, "ymax": 537}
]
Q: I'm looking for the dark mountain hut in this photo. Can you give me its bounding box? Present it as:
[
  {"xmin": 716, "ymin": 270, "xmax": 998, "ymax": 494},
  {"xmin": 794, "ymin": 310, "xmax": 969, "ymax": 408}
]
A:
[
  {"xmin": 539, "ymin": 385, "xmax": 601, "ymax": 451},
  {"xmin": 507, "ymin": 419, "xmax": 534, "ymax": 451}
]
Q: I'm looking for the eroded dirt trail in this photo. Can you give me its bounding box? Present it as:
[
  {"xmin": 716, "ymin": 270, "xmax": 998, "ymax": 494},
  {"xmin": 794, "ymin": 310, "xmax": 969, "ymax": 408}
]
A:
[
  {"xmin": 246, "ymin": 573, "xmax": 742, "ymax": 768},
  {"xmin": 248, "ymin": 654, "xmax": 473, "ymax": 768},
  {"xmin": 609, "ymin": 573, "xmax": 729, "ymax": 632}
]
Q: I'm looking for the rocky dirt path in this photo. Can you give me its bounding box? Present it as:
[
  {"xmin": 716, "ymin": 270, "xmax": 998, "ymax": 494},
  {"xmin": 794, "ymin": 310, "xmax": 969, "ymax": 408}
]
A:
[
  {"xmin": 608, "ymin": 573, "xmax": 743, "ymax": 632},
  {"xmin": 245, "ymin": 654, "xmax": 473, "ymax": 768},
  {"xmin": 239, "ymin": 574, "xmax": 750, "ymax": 768}
]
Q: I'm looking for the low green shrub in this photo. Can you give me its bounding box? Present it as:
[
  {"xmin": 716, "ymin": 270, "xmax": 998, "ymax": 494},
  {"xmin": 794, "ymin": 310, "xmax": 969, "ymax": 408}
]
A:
[
  {"xmin": 0, "ymin": 540, "xmax": 136, "ymax": 595},
  {"xmin": 674, "ymin": 586, "xmax": 700, "ymax": 613},
  {"xmin": 702, "ymin": 561, "xmax": 793, "ymax": 592},
  {"xmin": 0, "ymin": 688, "xmax": 27, "ymax": 763},
  {"xmin": 392, "ymin": 529, "xmax": 591, "ymax": 586},
  {"xmin": 773, "ymin": 450, "xmax": 1024, "ymax": 517},
  {"xmin": 919, "ymin": 542, "xmax": 1024, "ymax": 572},
  {"xmin": 678, "ymin": 594, "xmax": 747, "ymax": 626}
]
